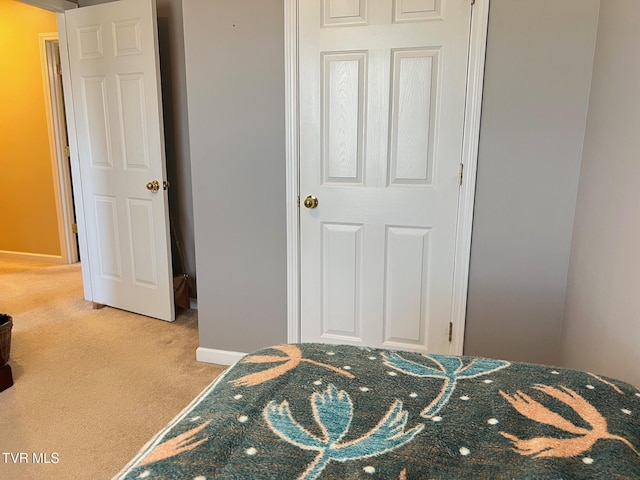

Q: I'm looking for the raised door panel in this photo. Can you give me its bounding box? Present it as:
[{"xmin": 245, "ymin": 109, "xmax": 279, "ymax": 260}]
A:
[
  {"xmin": 322, "ymin": 52, "xmax": 367, "ymax": 184},
  {"xmin": 394, "ymin": 0, "xmax": 442, "ymax": 22},
  {"xmin": 81, "ymin": 77, "xmax": 112, "ymax": 168},
  {"xmin": 117, "ymin": 74, "xmax": 150, "ymax": 169},
  {"xmin": 389, "ymin": 49, "xmax": 439, "ymax": 185},
  {"xmin": 322, "ymin": 223, "xmax": 363, "ymax": 340},
  {"xmin": 127, "ymin": 198, "xmax": 157, "ymax": 286},
  {"xmin": 322, "ymin": 0, "xmax": 367, "ymax": 26},
  {"xmin": 77, "ymin": 24, "xmax": 103, "ymax": 59},
  {"xmin": 383, "ymin": 227, "xmax": 431, "ymax": 347},
  {"xmin": 94, "ymin": 195, "xmax": 122, "ymax": 280},
  {"xmin": 113, "ymin": 19, "xmax": 142, "ymax": 56}
]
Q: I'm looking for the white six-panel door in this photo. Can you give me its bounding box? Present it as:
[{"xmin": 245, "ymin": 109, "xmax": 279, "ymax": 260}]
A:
[
  {"xmin": 64, "ymin": 0, "xmax": 174, "ymax": 321},
  {"xmin": 299, "ymin": 0, "xmax": 472, "ymax": 353}
]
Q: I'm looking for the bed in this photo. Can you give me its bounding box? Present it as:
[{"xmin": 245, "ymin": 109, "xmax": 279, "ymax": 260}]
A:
[{"xmin": 114, "ymin": 343, "xmax": 640, "ymax": 479}]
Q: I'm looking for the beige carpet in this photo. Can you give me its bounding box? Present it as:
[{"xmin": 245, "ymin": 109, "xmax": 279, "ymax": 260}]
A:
[{"xmin": 0, "ymin": 258, "xmax": 226, "ymax": 479}]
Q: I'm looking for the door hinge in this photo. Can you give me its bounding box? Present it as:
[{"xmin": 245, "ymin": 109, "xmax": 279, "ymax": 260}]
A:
[
  {"xmin": 297, "ymin": 195, "xmax": 300, "ymax": 207},
  {"xmin": 64, "ymin": 146, "xmax": 70, "ymax": 158},
  {"xmin": 448, "ymin": 322, "xmax": 453, "ymax": 342},
  {"xmin": 471, "ymin": 0, "xmax": 476, "ymax": 5},
  {"xmin": 56, "ymin": 63, "xmax": 62, "ymax": 76},
  {"xmin": 72, "ymin": 223, "xmax": 78, "ymax": 234},
  {"xmin": 458, "ymin": 163, "xmax": 464, "ymax": 186}
]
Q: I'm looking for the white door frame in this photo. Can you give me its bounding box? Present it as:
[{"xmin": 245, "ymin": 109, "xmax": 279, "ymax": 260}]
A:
[
  {"xmin": 39, "ymin": 33, "xmax": 79, "ymax": 265},
  {"xmin": 284, "ymin": 0, "xmax": 491, "ymax": 354}
]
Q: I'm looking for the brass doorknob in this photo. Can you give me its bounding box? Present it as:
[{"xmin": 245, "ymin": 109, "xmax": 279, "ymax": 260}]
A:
[
  {"xmin": 303, "ymin": 195, "xmax": 318, "ymax": 209},
  {"xmin": 146, "ymin": 180, "xmax": 160, "ymax": 192}
]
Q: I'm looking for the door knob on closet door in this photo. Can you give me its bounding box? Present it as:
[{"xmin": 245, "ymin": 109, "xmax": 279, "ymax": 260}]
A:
[
  {"xmin": 303, "ymin": 195, "xmax": 319, "ymax": 209},
  {"xmin": 146, "ymin": 180, "xmax": 160, "ymax": 192}
]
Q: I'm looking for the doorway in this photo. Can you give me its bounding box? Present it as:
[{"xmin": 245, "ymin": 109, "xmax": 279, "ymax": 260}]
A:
[
  {"xmin": 285, "ymin": 0, "xmax": 492, "ymax": 355},
  {"xmin": 10, "ymin": 0, "xmax": 176, "ymax": 322},
  {"xmin": 0, "ymin": 0, "xmax": 72, "ymax": 265},
  {"xmin": 39, "ymin": 33, "xmax": 79, "ymax": 264}
]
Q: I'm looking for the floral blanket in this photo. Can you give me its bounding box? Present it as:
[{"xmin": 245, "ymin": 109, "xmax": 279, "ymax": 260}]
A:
[{"xmin": 114, "ymin": 344, "xmax": 640, "ymax": 479}]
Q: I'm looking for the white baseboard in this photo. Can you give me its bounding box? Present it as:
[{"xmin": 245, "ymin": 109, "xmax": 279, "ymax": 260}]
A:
[
  {"xmin": 0, "ymin": 250, "xmax": 65, "ymax": 264},
  {"xmin": 196, "ymin": 347, "xmax": 246, "ymax": 366}
]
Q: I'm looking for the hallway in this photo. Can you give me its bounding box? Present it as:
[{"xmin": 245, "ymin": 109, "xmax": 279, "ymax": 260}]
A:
[{"xmin": 0, "ymin": 258, "xmax": 224, "ymax": 479}]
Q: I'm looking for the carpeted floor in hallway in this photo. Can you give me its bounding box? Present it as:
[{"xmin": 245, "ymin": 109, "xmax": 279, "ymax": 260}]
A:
[{"xmin": 0, "ymin": 258, "xmax": 225, "ymax": 479}]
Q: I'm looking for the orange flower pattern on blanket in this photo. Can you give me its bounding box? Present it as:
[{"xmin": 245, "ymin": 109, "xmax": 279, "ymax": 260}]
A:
[
  {"xmin": 115, "ymin": 345, "xmax": 640, "ymax": 480},
  {"xmin": 230, "ymin": 344, "xmax": 355, "ymax": 387},
  {"xmin": 139, "ymin": 420, "xmax": 211, "ymax": 466},
  {"xmin": 587, "ymin": 372, "xmax": 624, "ymax": 394},
  {"xmin": 500, "ymin": 385, "xmax": 639, "ymax": 458}
]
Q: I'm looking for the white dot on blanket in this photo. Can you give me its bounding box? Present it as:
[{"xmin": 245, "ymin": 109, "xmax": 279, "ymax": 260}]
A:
[
  {"xmin": 238, "ymin": 415, "xmax": 248, "ymax": 423},
  {"xmin": 460, "ymin": 395, "xmax": 470, "ymax": 401},
  {"xmin": 487, "ymin": 418, "xmax": 499, "ymax": 425},
  {"xmin": 313, "ymin": 380, "xmax": 322, "ymax": 385},
  {"xmin": 582, "ymin": 457, "xmax": 594, "ymax": 464},
  {"xmin": 551, "ymin": 370, "xmax": 560, "ymax": 375},
  {"xmin": 387, "ymin": 371, "xmax": 398, "ymax": 376},
  {"xmin": 459, "ymin": 447, "xmax": 470, "ymax": 456},
  {"xmin": 363, "ymin": 466, "xmax": 376, "ymax": 474},
  {"xmin": 194, "ymin": 476, "xmax": 207, "ymax": 480},
  {"xmin": 234, "ymin": 394, "xmax": 243, "ymax": 400},
  {"xmin": 586, "ymin": 385, "xmax": 595, "ymax": 390},
  {"xmin": 622, "ymin": 409, "xmax": 632, "ymax": 415},
  {"xmin": 343, "ymin": 366, "xmax": 352, "ymax": 370},
  {"xmin": 431, "ymin": 416, "xmax": 442, "ymax": 422},
  {"xmin": 246, "ymin": 447, "xmax": 257, "ymax": 456},
  {"xmin": 483, "ymin": 379, "xmax": 493, "ymax": 384},
  {"xmin": 360, "ymin": 387, "xmax": 369, "ymax": 392},
  {"xmin": 137, "ymin": 471, "xmax": 151, "ymax": 479},
  {"xmin": 326, "ymin": 351, "xmax": 335, "ymax": 356},
  {"xmin": 409, "ymin": 393, "xmax": 418, "ymax": 398},
  {"xmin": 190, "ymin": 416, "xmax": 201, "ymax": 422},
  {"xmin": 636, "ymin": 392, "xmax": 640, "ymax": 397},
  {"xmin": 368, "ymin": 356, "xmax": 376, "ymax": 360}
]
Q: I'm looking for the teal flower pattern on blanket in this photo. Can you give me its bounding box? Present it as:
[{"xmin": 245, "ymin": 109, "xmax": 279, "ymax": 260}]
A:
[
  {"xmin": 383, "ymin": 353, "xmax": 510, "ymax": 417},
  {"xmin": 264, "ymin": 383, "xmax": 424, "ymax": 480}
]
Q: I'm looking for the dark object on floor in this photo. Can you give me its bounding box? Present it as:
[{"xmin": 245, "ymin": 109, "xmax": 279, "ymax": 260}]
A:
[
  {"xmin": 170, "ymin": 212, "xmax": 191, "ymax": 310},
  {"xmin": 173, "ymin": 273, "xmax": 190, "ymax": 310},
  {"xmin": 0, "ymin": 314, "xmax": 13, "ymax": 392},
  {"xmin": 0, "ymin": 313, "xmax": 12, "ymax": 366},
  {"xmin": 0, "ymin": 364, "xmax": 13, "ymax": 392}
]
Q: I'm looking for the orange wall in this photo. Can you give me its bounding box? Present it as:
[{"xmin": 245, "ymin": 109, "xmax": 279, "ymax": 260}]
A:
[{"xmin": 0, "ymin": 0, "xmax": 60, "ymax": 256}]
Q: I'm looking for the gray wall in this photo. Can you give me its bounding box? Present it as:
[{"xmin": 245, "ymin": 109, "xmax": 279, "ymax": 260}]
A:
[
  {"xmin": 463, "ymin": 0, "xmax": 600, "ymax": 364},
  {"xmin": 183, "ymin": 0, "xmax": 602, "ymax": 358},
  {"xmin": 79, "ymin": 0, "xmax": 197, "ymax": 286},
  {"xmin": 560, "ymin": 0, "xmax": 640, "ymax": 387},
  {"xmin": 183, "ymin": 0, "xmax": 287, "ymax": 352}
]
